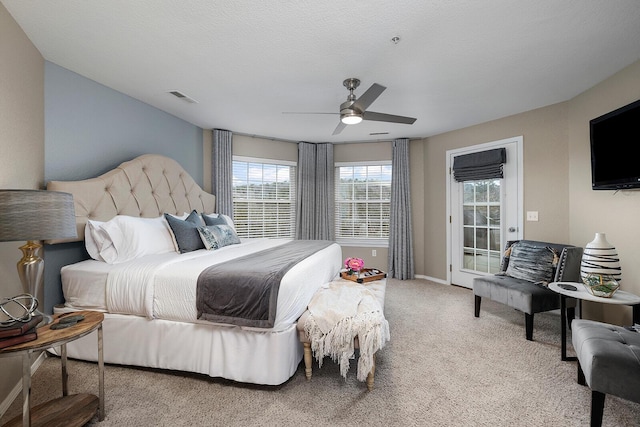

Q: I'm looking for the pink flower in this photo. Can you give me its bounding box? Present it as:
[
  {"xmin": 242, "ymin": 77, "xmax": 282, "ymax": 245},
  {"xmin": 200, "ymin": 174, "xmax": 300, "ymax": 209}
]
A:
[{"xmin": 344, "ymin": 257, "xmax": 365, "ymax": 274}]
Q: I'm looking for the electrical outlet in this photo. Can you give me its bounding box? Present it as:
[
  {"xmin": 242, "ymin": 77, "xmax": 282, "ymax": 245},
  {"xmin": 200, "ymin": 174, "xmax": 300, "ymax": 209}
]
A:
[
  {"xmin": 372, "ymin": 249, "xmax": 377, "ymax": 257},
  {"xmin": 526, "ymin": 211, "xmax": 539, "ymax": 221}
]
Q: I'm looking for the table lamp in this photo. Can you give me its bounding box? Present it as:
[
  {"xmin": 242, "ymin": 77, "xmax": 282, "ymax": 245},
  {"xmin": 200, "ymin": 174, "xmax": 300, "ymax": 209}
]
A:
[{"xmin": 0, "ymin": 190, "xmax": 77, "ymax": 324}]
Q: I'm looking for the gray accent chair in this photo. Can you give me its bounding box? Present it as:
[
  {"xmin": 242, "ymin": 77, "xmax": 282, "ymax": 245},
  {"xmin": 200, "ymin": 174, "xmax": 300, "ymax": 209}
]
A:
[
  {"xmin": 473, "ymin": 240, "xmax": 583, "ymax": 341},
  {"xmin": 572, "ymin": 319, "xmax": 640, "ymax": 427}
]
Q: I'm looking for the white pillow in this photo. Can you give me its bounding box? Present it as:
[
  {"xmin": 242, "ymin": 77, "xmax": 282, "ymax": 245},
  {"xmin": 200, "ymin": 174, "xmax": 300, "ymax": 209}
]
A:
[
  {"xmin": 84, "ymin": 220, "xmax": 107, "ymax": 262},
  {"xmin": 92, "ymin": 215, "xmax": 176, "ymax": 264}
]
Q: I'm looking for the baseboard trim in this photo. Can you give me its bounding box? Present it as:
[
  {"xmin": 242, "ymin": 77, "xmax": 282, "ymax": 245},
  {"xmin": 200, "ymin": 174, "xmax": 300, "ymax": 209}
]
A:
[
  {"xmin": 0, "ymin": 351, "xmax": 47, "ymax": 418},
  {"xmin": 414, "ymin": 274, "xmax": 448, "ymax": 285}
]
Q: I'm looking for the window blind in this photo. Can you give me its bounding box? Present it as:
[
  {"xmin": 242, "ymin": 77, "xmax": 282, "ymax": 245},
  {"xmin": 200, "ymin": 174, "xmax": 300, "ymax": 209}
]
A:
[
  {"xmin": 232, "ymin": 159, "xmax": 296, "ymax": 238},
  {"xmin": 334, "ymin": 163, "xmax": 391, "ymax": 242},
  {"xmin": 453, "ymin": 148, "xmax": 506, "ymax": 182}
]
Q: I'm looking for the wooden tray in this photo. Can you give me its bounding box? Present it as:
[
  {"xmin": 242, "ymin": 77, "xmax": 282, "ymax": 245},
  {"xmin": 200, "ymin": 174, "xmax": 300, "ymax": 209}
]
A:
[{"xmin": 341, "ymin": 268, "xmax": 387, "ymax": 284}]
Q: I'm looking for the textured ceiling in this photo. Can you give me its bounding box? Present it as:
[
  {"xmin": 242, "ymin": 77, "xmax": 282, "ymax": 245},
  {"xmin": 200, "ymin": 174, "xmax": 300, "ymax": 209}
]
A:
[{"xmin": 3, "ymin": 0, "xmax": 640, "ymax": 143}]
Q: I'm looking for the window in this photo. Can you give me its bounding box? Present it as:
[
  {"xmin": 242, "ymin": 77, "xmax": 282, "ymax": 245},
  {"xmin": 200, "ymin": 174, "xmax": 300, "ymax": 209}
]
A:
[
  {"xmin": 232, "ymin": 157, "xmax": 296, "ymax": 238},
  {"xmin": 462, "ymin": 179, "xmax": 502, "ymax": 274},
  {"xmin": 335, "ymin": 162, "xmax": 391, "ymax": 246}
]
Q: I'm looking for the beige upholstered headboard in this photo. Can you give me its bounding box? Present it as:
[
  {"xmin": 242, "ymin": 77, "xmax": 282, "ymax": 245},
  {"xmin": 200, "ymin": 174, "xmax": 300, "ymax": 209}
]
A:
[{"xmin": 46, "ymin": 154, "xmax": 216, "ymax": 243}]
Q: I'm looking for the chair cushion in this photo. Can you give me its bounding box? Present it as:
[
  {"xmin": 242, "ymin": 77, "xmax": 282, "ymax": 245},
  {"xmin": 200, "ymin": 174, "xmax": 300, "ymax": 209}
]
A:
[
  {"xmin": 572, "ymin": 319, "xmax": 640, "ymax": 403},
  {"xmin": 473, "ymin": 274, "xmax": 560, "ymax": 314}
]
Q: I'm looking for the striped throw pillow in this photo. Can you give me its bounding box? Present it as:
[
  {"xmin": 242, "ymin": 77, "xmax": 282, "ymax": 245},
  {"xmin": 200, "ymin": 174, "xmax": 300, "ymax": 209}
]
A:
[{"xmin": 504, "ymin": 242, "xmax": 558, "ymax": 285}]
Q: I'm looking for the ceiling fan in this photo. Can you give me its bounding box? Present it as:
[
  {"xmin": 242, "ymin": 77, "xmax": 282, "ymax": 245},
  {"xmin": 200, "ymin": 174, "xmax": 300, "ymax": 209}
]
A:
[{"xmin": 285, "ymin": 78, "xmax": 417, "ymax": 135}]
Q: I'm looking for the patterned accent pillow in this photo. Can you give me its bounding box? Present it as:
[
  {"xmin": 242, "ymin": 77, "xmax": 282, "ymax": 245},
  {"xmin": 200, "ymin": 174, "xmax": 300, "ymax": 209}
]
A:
[
  {"xmin": 197, "ymin": 226, "xmax": 219, "ymax": 250},
  {"xmin": 504, "ymin": 242, "xmax": 558, "ymax": 285},
  {"xmin": 208, "ymin": 224, "xmax": 241, "ymax": 248}
]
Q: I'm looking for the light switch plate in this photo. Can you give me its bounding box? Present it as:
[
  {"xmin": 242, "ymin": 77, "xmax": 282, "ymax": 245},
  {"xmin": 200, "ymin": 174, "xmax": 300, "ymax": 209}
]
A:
[{"xmin": 526, "ymin": 211, "xmax": 539, "ymax": 221}]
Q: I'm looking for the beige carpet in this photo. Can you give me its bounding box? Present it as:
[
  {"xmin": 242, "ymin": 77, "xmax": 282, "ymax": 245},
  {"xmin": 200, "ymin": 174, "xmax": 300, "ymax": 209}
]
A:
[{"xmin": 2, "ymin": 279, "xmax": 640, "ymax": 426}]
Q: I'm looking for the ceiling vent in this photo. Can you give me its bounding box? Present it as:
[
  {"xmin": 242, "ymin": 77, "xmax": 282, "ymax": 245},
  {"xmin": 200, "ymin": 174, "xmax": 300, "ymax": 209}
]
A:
[{"xmin": 167, "ymin": 90, "xmax": 198, "ymax": 104}]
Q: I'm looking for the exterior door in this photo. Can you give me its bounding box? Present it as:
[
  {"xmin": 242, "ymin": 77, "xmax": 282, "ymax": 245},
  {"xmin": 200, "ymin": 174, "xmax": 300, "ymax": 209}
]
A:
[{"xmin": 447, "ymin": 137, "xmax": 523, "ymax": 288}]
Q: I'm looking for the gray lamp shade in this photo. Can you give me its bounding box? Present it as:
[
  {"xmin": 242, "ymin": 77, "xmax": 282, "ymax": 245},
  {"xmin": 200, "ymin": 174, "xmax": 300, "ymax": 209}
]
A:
[{"xmin": 0, "ymin": 190, "xmax": 77, "ymax": 242}]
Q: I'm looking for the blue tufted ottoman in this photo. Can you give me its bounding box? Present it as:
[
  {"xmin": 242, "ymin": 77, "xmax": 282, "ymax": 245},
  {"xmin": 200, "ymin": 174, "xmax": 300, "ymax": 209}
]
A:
[{"xmin": 571, "ymin": 319, "xmax": 640, "ymax": 426}]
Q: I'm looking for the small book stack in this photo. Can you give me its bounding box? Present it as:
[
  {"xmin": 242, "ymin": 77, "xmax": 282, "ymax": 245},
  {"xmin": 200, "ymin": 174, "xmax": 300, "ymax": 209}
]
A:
[{"xmin": 0, "ymin": 314, "xmax": 42, "ymax": 350}]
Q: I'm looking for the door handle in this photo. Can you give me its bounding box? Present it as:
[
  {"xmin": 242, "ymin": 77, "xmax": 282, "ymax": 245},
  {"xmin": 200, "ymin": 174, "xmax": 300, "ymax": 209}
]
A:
[{"xmin": 508, "ymin": 227, "xmax": 517, "ymax": 232}]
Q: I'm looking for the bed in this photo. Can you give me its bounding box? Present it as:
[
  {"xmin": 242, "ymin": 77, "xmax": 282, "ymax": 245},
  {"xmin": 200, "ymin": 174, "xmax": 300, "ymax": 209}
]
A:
[{"xmin": 45, "ymin": 154, "xmax": 342, "ymax": 385}]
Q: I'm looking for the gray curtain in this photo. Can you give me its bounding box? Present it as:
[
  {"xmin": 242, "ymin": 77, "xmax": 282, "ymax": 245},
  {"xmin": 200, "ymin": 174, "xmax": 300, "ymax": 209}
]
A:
[
  {"xmin": 211, "ymin": 129, "xmax": 233, "ymax": 216},
  {"xmin": 296, "ymin": 142, "xmax": 334, "ymax": 240},
  {"xmin": 388, "ymin": 138, "xmax": 414, "ymax": 279}
]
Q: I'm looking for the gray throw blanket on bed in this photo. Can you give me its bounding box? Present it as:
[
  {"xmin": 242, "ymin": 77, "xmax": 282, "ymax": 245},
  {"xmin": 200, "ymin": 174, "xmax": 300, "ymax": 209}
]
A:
[{"xmin": 196, "ymin": 240, "xmax": 334, "ymax": 328}]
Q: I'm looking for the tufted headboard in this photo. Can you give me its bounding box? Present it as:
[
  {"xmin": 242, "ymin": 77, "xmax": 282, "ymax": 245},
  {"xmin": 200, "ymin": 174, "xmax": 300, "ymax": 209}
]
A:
[{"xmin": 46, "ymin": 154, "xmax": 216, "ymax": 243}]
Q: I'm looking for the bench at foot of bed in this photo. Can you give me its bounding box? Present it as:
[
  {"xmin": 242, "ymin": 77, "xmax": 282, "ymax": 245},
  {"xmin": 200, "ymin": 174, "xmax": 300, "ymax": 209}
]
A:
[{"xmin": 296, "ymin": 277, "xmax": 387, "ymax": 391}]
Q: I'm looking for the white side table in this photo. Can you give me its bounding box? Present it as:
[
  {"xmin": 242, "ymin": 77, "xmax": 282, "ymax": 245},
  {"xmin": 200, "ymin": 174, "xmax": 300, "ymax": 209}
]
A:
[{"xmin": 549, "ymin": 282, "xmax": 640, "ymax": 361}]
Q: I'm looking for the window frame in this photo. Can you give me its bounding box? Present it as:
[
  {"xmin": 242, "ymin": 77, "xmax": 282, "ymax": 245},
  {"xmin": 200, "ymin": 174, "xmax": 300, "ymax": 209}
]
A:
[
  {"xmin": 232, "ymin": 156, "xmax": 297, "ymax": 239},
  {"xmin": 334, "ymin": 160, "xmax": 392, "ymax": 247}
]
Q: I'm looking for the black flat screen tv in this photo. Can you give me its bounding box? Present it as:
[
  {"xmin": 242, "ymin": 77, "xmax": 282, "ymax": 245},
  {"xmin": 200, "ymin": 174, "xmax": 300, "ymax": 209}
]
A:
[{"xmin": 589, "ymin": 98, "xmax": 640, "ymax": 190}]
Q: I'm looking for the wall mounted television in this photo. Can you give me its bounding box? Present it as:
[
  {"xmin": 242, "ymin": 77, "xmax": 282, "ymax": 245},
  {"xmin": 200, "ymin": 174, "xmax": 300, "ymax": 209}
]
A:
[{"xmin": 589, "ymin": 98, "xmax": 640, "ymax": 190}]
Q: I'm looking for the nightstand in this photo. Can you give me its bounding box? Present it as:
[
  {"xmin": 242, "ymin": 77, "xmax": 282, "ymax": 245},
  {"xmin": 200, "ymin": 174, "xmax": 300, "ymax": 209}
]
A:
[{"xmin": 0, "ymin": 311, "xmax": 105, "ymax": 427}]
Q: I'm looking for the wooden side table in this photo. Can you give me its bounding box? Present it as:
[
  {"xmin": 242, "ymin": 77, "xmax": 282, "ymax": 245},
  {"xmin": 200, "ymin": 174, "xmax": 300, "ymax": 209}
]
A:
[{"xmin": 0, "ymin": 310, "xmax": 105, "ymax": 427}]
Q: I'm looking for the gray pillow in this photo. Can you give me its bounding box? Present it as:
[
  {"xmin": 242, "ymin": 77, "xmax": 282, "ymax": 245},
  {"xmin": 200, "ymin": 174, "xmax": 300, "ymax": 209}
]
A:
[
  {"xmin": 202, "ymin": 213, "xmax": 228, "ymax": 227},
  {"xmin": 185, "ymin": 210, "xmax": 205, "ymax": 227},
  {"xmin": 504, "ymin": 242, "xmax": 558, "ymax": 284},
  {"xmin": 164, "ymin": 211, "xmax": 205, "ymax": 253}
]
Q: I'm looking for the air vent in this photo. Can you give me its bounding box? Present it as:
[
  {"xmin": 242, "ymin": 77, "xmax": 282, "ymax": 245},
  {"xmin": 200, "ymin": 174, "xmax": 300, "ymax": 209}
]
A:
[
  {"xmin": 167, "ymin": 90, "xmax": 198, "ymax": 104},
  {"xmin": 369, "ymin": 132, "xmax": 389, "ymax": 135}
]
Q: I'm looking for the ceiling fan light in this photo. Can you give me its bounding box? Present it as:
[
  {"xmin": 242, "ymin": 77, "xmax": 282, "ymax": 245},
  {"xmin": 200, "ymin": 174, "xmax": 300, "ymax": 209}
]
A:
[{"xmin": 341, "ymin": 113, "xmax": 363, "ymax": 125}]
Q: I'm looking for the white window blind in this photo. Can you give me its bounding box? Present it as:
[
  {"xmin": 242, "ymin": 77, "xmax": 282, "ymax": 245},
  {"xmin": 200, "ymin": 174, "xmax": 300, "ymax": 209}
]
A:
[
  {"xmin": 335, "ymin": 162, "xmax": 391, "ymax": 245},
  {"xmin": 232, "ymin": 157, "xmax": 296, "ymax": 238}
]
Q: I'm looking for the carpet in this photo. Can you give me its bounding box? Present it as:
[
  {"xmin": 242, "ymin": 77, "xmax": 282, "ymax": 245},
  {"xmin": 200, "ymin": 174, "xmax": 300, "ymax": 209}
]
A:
[{"xmin": 2, "ymin": 279, "xmax": 639, "ymax": 426}]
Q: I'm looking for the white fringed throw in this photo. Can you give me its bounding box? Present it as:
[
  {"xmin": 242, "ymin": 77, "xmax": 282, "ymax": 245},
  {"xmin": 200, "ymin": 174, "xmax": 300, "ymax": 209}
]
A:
[{"xmin": 304, "ymin": 280, "xmax": 390, "ymax": 381}]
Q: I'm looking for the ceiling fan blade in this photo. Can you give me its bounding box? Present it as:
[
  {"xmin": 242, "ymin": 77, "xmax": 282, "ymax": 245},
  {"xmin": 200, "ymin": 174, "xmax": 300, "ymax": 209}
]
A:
[
  {"xmin": 351, "ymin": 83, "xmax": 386, "ymax": 112},
  {"xmin": 282, "ymin": 112, "xmax": 338, "ymax": 115},
  {"xmin": 363, "ymin": 111, "xmax": 417, "ymax": 124},
  {"xmin": 332, "ymin": 121, "xmax": 347, "ymax": 135}
]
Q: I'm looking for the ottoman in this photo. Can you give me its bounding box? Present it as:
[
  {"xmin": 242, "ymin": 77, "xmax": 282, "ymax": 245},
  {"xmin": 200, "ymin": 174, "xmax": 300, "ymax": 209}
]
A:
[
  {"xmin": 297, "ymin": 278, "xmax": 387, "ymax": 390},
  {"xmin": 572, "ymin": 319, "xmax": 640, "ymax": 426}
]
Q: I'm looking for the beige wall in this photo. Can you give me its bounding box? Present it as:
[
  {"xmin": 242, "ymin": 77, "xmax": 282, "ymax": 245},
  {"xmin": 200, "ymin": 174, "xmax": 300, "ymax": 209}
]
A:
[
  {"xmin": 333, "ymin": 141, "xmax": 392, "ymax": 162},
  {"xmin": 233, "ymin": 134, "xmax": 298, "ymax": 161},
  {"xmin": 418, "ymin": 102, "xmax": 571, "ymax": 281},
  {"xmin": 416, "ymin": 59, "xmax": 640, "ymax": 324},
  {"xmin": 0, "ymin": 2, "xmax": 45, "ymax": 412},
  {"xmin": 567, "ymin": 60, "xmax": 640, "ymax": 325}
]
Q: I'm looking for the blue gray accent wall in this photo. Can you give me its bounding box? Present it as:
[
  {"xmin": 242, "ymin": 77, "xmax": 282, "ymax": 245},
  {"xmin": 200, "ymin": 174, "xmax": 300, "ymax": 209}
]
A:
[
  {"xmin": 44, "ymin": 62, "xmax": 203, "ymax": 182},
  {"xmin": 43, "ymin": 62, "xmax": 204, "ymax": 313}
]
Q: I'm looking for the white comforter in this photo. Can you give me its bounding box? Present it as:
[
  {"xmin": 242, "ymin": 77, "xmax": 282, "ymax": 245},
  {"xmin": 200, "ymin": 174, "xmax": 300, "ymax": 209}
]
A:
[{"xmin": 62, "ymin": 239, "xmax": 342, "ymax": 331}]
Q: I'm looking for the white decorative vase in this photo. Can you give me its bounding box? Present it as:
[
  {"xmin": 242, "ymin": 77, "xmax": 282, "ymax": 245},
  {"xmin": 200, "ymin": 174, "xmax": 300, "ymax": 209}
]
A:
[{"xmin": 580, "ymin": 233, "xmax": 622, "ymax": 283}]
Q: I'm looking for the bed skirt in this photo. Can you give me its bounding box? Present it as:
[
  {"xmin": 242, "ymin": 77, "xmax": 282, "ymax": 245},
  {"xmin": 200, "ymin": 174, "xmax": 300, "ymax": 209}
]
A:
[{"xmin": 49, "ymin": 310, "xmax": 303, "ymax": 386}]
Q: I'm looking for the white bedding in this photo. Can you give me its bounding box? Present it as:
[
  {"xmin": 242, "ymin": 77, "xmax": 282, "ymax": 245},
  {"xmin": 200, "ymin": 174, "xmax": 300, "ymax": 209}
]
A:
[{"xmin": 62, "ymin": 238, "xmax": 342, "ymax": 331}]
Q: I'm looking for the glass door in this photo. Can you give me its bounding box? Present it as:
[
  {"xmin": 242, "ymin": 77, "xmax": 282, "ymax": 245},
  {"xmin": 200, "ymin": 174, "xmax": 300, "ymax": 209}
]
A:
[{"xmin": 448, "ymin": 137, "xmax": 523, "ymax": 288}]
